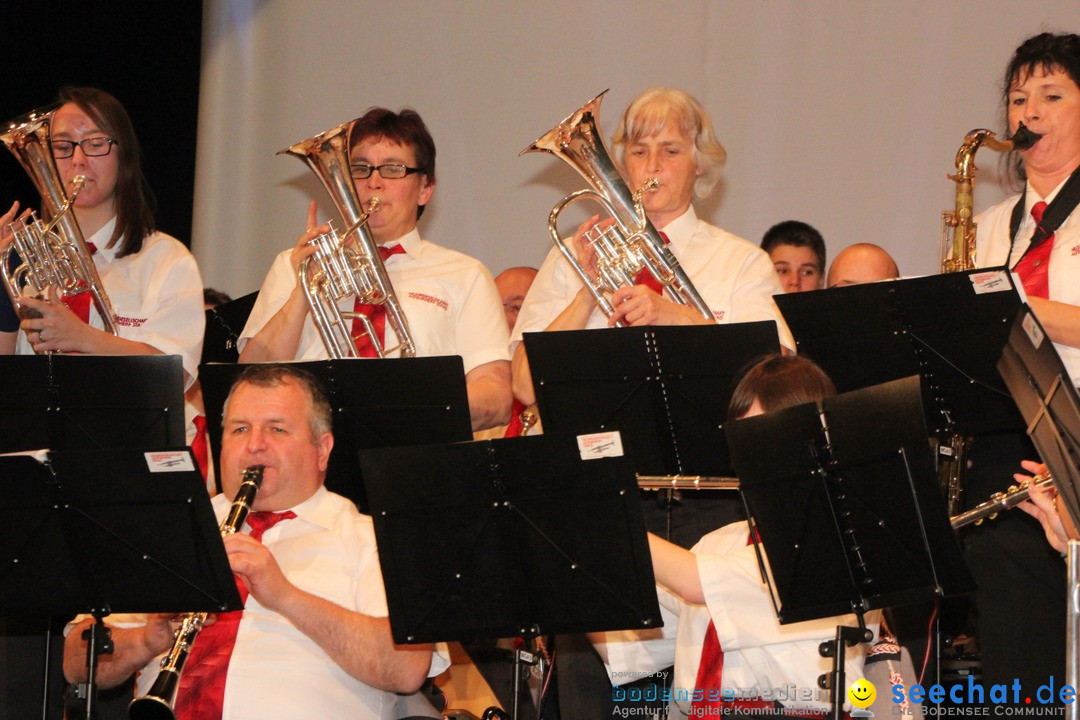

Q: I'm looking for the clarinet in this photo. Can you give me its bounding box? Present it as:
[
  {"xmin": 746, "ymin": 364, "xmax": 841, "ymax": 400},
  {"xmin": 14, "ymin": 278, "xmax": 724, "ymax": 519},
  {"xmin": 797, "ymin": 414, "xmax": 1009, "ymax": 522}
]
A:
[{"xmin": 128, "ymin": 465, "xmax": 264, "ymax": 720}]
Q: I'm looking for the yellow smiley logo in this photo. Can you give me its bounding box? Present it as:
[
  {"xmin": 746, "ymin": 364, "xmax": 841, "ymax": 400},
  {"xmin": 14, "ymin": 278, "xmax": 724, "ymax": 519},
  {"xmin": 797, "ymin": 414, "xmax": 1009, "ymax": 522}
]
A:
[{"xmin": 847, "ymin": 678, "xmax": 876, "ymax": 709}]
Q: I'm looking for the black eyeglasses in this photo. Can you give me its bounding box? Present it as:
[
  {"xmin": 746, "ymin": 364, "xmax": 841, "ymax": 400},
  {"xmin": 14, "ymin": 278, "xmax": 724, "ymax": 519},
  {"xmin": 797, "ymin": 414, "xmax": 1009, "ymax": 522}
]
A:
[
  {"xmin": 51, "ymin": 137, "xmax": 117, "ymax": 159},
  {"xmin": 350, "ymin": 163, "xmax": 422, "ymax": 180}
]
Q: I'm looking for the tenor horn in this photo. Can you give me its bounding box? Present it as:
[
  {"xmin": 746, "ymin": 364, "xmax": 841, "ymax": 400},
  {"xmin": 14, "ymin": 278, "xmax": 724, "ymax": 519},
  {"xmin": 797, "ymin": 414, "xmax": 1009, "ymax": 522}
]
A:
[
  {"xmin": 128, "ymin": 465, "xmax": 264, "ymax": 720},
  {"xmin": 521, "ymin": 91, "xmax": 712, "ymax": 326},
  {"xmin": 278, "ymin": 119, "xmax": 415, "ymax": 359},
  {"xmin": 1, "ymin": 104, "xmax": 118, "ymax": 339}
]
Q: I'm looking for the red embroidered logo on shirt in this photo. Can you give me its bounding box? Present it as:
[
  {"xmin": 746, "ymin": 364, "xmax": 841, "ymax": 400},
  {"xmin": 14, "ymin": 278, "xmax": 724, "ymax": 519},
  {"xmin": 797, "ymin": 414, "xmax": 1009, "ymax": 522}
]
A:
[
  {"xmin": 713, "ymin": 310, "xmax": 725, "ymax": 321},
  {"xmin": 408, "ymin": 292, "xmax": 449, "ymax": 311},
  {"xmin": 1072, "ymin": 244, "xmax": 1080, "ymax": 256},
  {"xmin": 115, "ymin": 315, "xmax": 147, "ymax": 328}
]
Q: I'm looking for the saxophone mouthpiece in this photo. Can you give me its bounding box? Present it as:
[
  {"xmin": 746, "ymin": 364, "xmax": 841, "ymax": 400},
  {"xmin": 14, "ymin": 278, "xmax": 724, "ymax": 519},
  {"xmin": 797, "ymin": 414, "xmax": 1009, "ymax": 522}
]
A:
[{"xmin": 1011, "ymin": 122, "xmax": 1042, "ymax": 151}]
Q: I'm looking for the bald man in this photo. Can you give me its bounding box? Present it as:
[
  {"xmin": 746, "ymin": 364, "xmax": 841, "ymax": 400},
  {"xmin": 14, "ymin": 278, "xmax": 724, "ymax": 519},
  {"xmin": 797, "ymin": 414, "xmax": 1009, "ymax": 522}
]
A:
[
  {"xmin": 826, "ymin": 243, "xmax": 900, "ymax": 288},
  {"xmin": 495, "ymin": 266, "xmax": 538, "ymax": 332}
]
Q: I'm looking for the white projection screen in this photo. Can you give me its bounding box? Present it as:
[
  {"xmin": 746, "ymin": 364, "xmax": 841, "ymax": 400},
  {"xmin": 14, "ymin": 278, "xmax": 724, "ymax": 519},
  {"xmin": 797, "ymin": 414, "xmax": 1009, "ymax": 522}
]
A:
[{"xmin": 191, "ymin": 0, "xmax": 1080, "ymax": 297}]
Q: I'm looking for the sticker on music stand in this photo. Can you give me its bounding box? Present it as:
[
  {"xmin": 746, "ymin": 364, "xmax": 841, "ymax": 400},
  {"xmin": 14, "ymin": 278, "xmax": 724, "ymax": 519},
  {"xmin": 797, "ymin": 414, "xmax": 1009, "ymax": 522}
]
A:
[
  {"xmin": 144, "ymin": 451, "xmax": 196, "ymax": 473},
  {"xmin": 969, "ymin": 270, "xmax": 1011, "ymax": 294},
  {"xmin": 1022, "ymin": 311, "xmax": 1045, "ymax": 349},
  {"xmin": 576, "ymin": 431, "xmax": 623, "ymax": 459}
]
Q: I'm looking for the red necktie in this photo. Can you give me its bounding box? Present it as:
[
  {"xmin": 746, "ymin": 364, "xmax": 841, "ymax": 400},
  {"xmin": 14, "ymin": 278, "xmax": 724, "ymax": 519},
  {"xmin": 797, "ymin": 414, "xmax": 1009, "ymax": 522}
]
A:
[
  {"xmin": 1014, "ymin": 201, "xmax": 1054, "ymax": 299},
  {"xmin": 351, "ymin": 243, "xmax": 405, "ymax": 357},
  {"xmin": 632, "ymin": 232, "xmax": 669, "ymax": 294},
  {"xmin": 173, "ymin": 510, "xmax": 296, "ymax": 720},
  {"xmin": 689, "ymin": 531, "xmax": 778, "ymax": 716},
  {"xmin": 191, "ymin": 415, "xmax": 209, "ymax": 482},
  {"xmin": 60, "ymin": 241, "xmax": 97, "ymax": 323},
  {"xmin": 503, "ymin": 398, "xmax": 528, "ymax": 438}
]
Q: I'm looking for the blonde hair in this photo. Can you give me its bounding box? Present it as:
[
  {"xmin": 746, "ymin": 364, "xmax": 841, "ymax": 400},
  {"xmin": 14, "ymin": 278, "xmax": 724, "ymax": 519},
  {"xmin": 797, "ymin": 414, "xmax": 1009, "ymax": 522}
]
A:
[{"xmin": 611, "ymin": 87, "xmax": 727, "ymax": 199}]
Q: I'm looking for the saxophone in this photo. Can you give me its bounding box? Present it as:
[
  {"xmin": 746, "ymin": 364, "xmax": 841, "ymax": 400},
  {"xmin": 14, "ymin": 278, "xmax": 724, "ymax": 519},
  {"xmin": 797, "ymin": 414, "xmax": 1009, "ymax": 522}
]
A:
[
  {"xmin": 940, "ymin": 122, "xmax": 1041, "ymax": 272},
  {"xmin": 936, "ymin": 123, "xmax": 1040, "ymax": 515},
  {"xmin": 128, "ymin": 465, "xmax": 264, "ymax": 720}
]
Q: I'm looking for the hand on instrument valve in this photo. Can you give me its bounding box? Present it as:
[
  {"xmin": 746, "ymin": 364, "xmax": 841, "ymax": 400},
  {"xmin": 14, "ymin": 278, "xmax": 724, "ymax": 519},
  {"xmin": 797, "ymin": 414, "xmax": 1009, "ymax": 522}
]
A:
[
  {"xmin": 290, "ymin": 200, "xmax": 328, "ymax": 277},
  {"xmin": 224, "ymin": 532, "xmax": 294, "ymax": 612},
  {"xmin": 571, "ymin": 213, "xmax": 609, "ymax": 283},
  {"xmin": 0, "ymin": 200, "xmax": 32, "ymax": 253},
  {"xmin": 20, "ymin": 285, "xmax": 96, "ymax": 353},
  {"xmin": 237, "ymin": 200, "xmax": 327, "ymax": 365},
  {"xmin": 1017, "ymin": 460, "xmax": 1078, "ymax": 554}
]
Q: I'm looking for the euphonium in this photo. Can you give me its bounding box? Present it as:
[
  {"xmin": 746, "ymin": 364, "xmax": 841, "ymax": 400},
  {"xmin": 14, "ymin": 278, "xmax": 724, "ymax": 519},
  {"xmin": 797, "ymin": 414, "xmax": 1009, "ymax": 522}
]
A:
[
  {"xmin": 941, "ymin": 122, "xmax": 1041, "ymax": 272},
  {"xmin": 521, "ymin": 91, "xmax": 712, "ymax": 326},
  {"xmin": 0, "ymin": 104, "xmax": 117, "ymax": 338},
  {"xmin": 279, "ymin": 119, "xmax": 415, "ymax": 359},
  {"xmin": 128, "ymin": 465, "xmax": 264, "ymax": 720}
]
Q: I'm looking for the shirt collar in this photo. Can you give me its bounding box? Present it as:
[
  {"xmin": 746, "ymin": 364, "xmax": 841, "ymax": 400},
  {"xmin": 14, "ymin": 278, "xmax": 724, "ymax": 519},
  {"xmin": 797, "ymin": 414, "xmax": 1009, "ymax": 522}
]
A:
[
  {"xmin": 383, "ymin": 227, "xmax": 421, "ymax": 259},
  {"xmin": 654, "ymin": 205, "xmax": 698, "ymax": 249},
  {"xmin": 283, "ymin": 485, "xmax": 338, "ymax": 530},
  {"xmin": 1025, "ymin": 178, "xmax": 1069, "ymax": 217},
  {"xmin": 88, "ymin": 216, "xmax": 119, "ymax": 263}
]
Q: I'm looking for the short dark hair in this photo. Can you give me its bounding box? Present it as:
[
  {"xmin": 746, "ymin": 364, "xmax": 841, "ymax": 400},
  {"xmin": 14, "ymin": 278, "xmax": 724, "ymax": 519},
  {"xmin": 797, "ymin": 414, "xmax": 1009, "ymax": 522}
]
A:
[
  {"xmin": 350, "ymin": 108, "xmax": 435, "ymax": 219},
  {"xmin": 1002, "ymin": 33, "xmax": 1080, "ymax": 183},
  {"xmin": 223, "ymin": 364, "xmax": 333, "ymax": 438},
  {"xmin": 727, "ymin": 354, "xmax": 836, "ymax": 420},
  {"xmin": 203, "ymin": 287, "xmax": 232, "ymax": 308},
  {"xmin": 56, "ymin": 86, "xmax": 156, "ymax": 257},
  {"xmin": 761, "ymin": 220, "xmax": 826, "ymax": 272}
]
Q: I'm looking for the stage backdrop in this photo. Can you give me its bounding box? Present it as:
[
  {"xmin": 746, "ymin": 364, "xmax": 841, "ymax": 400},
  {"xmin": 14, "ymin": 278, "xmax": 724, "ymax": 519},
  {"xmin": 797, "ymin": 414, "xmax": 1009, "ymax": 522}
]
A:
[{"xmin": 192, "ymin": 0, "xmax": 1080, "ymax": 298}]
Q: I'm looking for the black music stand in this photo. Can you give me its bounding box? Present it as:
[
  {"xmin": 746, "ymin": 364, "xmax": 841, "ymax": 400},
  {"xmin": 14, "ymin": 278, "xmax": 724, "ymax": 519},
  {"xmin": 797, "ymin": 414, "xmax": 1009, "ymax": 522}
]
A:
[
  {"xmin": 0, "ymin": 448, "xmax": 239, "ymax": 718},
  {"xmin": 199, "ymin": 358, "xmax": 472, "ymax": 510},
  {"xmin": 523, "ymin": 322, "xmax": 781, "ymax": 477},
  {"xmin": 360, "ymin": 432, "xmax": 662, "ymax": 644},
  {"xmin": 201, "ymin": 291, "xmax": 258, "ymax": 364},
  {"xmin": 0, "ymin": 354, "xmax": 186, "ymax": 718},
  {"xmin": 0, "ymin": 354, "xmax": 186, "ymax": 453},
  {"xmin": 997, "ymin": 307, "xmax": 1080, "ymax": 526},
  {"xmin": 774, "ymin": 268, "xmax": 1024, "ymax": 439},
  {"xmin": 726, "ymin": 376, "xmax": 974, "ymax": 719},
  {"xmin": 996, "ymin": 306, "xmax": 1080, "ymax": 715}
]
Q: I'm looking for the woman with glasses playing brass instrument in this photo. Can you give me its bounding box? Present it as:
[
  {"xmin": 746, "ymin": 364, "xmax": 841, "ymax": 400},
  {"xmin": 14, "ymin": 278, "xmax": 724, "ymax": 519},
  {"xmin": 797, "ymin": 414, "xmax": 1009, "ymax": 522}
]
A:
[
  {"xmin": 0, "ymin": 86, "xmax": 204, "ymax": 388},
  {"xmin": 238, "ymin": 107, "xmax": 511, "ymax": 432}
]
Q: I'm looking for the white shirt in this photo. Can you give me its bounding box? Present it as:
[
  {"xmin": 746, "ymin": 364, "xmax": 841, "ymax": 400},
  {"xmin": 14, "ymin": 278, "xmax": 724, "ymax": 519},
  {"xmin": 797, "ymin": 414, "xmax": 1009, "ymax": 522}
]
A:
[
  {"xmin": 511, "ymin": 206, "xmax": 794, "ymax": 351},
  {"xmin": 14, "ymin": 217, "xmax": 206, "ymax": 388},
  {"xmin": 975, "ymin": 179, "xmax": 1080, "ymax": 388},
  {"xmin": 239, "ymin": 228, "xmax": 510, "ymax": 372},
  {"xmin": 596, "ymin": 522, "xmax": 876, "ymax": 717},
  {"xmin": 133, "ymin": 486, "xmax": 448, "ymax": 719}
]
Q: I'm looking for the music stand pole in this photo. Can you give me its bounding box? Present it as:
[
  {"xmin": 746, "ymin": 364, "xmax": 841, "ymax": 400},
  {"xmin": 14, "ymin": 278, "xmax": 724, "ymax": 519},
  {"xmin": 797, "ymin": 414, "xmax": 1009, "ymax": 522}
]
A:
[
  {"xmin": 77, "ymin": 613, "xmax": 113, "ymax": 720},
  {"xmin": 819, "ymin": 621, "xmax": 873, "ymax": 720},
  {"xmin": 1068, "ymin": 540, "xmax": 1079, "ymax": 720}
]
